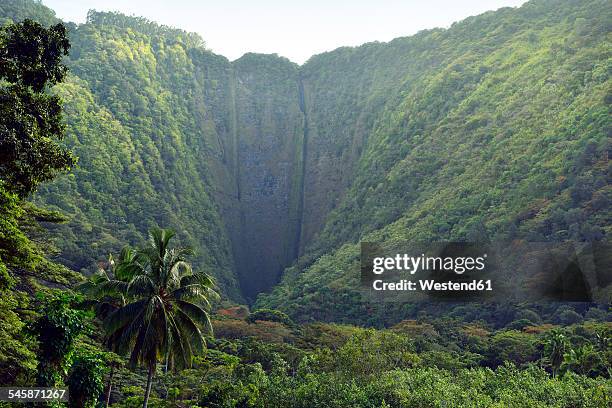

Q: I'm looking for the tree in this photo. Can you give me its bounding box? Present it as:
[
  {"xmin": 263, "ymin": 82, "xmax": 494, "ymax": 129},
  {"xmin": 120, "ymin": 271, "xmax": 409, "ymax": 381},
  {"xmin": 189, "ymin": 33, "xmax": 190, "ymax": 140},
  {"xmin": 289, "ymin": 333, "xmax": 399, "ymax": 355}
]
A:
[
  {"xmin": 33, "ymin": 293, "xmax": 86, "ymax": 387},
  {"xmin": 488, "ymin": 330, "xmax": 538, "ymax": 367},
  {"xmin": 102, "ymin": 352, "xmax": 123, "ymax": 408},
  {"xmin": 0, "ymin": 17, "xmax": 76, "ymax": 386},
  {"xmin": 543, "ymin": 329, "xmax": 568, "ymax": 378},
  {"xmin": 247, "ymin": 309, "xmax": 295, "ymax": 327},
  {"xmin": 67, "ymin": 352, "xmax": 108, "ymax": 408},
  {"xmin": 0, "ymin": 19, "xmax": 75, "ymax": 197},
  {"xmin": 562, "ymin": 344, "xmax": 604, "ymax": 377},
  {"xmin": 102, "ymin": 227, "xmax": 218, "ymax": 408}
]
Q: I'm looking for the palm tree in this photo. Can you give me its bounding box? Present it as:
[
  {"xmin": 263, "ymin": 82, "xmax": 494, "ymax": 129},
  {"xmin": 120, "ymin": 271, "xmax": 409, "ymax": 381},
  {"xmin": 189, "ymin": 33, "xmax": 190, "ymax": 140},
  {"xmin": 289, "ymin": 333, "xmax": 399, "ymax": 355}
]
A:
[
  {"xmin": 102, "ymin": 227, "xmax": 218, "ymax": 408},
  {"xmin": 79, "ymin": 249, "xmax": 144, "ymax": 407},
  {"xmin": 594, "ymin": 330, "xmax": 609, "ymax": 351},
  {"xmin": 543, "ymin": 329, "xmax": 568, "ymax": 378}
]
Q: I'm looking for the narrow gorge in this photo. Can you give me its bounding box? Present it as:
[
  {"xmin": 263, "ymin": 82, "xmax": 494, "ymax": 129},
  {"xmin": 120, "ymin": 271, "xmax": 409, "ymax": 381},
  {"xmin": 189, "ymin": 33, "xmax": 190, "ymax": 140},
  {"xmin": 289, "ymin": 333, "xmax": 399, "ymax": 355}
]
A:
[{"xmin": 4, "ymin": 0, "xmax": 607, "ymax": 312}]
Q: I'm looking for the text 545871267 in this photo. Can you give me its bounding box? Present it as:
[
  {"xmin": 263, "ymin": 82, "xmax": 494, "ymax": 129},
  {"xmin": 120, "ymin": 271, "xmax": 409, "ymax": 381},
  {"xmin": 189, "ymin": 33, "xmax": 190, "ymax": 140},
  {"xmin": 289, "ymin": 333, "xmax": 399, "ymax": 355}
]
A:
[{"xmin": 0, "ymin": 387, "xmax": 68, "ymax": 402}]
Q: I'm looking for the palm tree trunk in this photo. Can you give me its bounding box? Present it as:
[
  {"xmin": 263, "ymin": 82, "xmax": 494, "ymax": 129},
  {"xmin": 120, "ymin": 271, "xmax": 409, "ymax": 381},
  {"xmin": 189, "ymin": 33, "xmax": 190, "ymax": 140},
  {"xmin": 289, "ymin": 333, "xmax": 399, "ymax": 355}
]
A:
[
  {"xmin": 143, "ymin": 364, "xmax": 155, "ymax": 408},
  {"xmin": 105, "ymin": 366, "xmax": 115, "ymax": 408}
]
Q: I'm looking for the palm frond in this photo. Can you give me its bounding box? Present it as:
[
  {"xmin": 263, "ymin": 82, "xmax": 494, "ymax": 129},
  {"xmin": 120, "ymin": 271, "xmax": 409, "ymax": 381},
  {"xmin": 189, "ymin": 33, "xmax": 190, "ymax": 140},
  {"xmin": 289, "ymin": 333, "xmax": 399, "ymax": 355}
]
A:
[
  {"xmin": 104, "ymin": 299, "xmax": 147, "ymax": 335},
  {"xmin": 172, "ymin": 285, "xmax": 217, "ymax": 308},
  {"xmin": 96, "ymin": 279, "xmax": 130, "ymax": 298},
  {"xmin": 173, "ymin": 299, "xmax": 214, "ymax": 335},
  {"xmin": 166, "ymin": 312, "xmax": 195, "ymax": 369},
  {"xmin": 179, "ymin": 272, "xmax": 215, "ymax": 288},
  {"xmin": 115, "ymin": 257, "xmax": 147, "ymax": 281},
  {"xmin": 127, "ymin": 274, "xmax": 155, "ymax": 297},
  {"xmin": 148, "ymin": 227, "xmax": 176, "ymax": 259},
  {"xmin": 175, "ymin": 308, "xmax": 206, "ymax": 352},
  {"xmin": 114, "ymin": 312, "xmax": 145, "ymax": 356},
  {"xmin": 128, "ymin": 320, "xmax": 150, "ymax": 368}
]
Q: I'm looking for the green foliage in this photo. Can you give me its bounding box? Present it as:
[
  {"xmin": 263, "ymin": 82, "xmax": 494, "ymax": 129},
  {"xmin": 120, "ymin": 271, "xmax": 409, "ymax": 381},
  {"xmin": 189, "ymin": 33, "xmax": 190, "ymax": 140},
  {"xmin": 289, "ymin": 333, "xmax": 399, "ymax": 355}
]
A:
[
  {"xmin": 261, "ymin": 364, "xmax": 611, "ymax": 408},
  {"xmin": 0, "ymin": 19, "xmax": 75, "ymax": 197},
  {"xmin": 0, "ymin": 18, "xmax": 68, "ymax": 91},
  {"xmin": 0, "ymin": 260, "xmax": 37, "ymax": 385},
  {"xmin": 34, "ymin": 293, "xmax": 86, "ymax": 387},
  {"xmin": 488, "ymin": 330, "xmax": 538, "ymax": 367},
  {"xmin": 67, "ymin": 351, "xmax": 108, "ymax": 408},
  {"xmin": 332, "ymin": 329, "xmax": 419, "ymax": 377},
  {"xmin": 562, "ymin": 344, "xmax": 606, "ymax": 378},
  {"xmin": 103, "ymin": 227, "xmax": 218, "ymax": 407},
  {"xmin": 87, "ymin": 305, "xmax": 611, "ymax": 408},
  {"xmin": 0, "ymin": 15, "xmax": 83, "ymax": 390},
  {"xmin": 105, "ymin": 320, "xmax": 612, "ymax": 408},
  {"xmin": 0, "ymin": 0, "xmax": 59, "ymax": 26},
  {"xmin": 246, "ymin": 309, "xmax": 294, "ymax": 327},
  {"xmin": 103, "ymin": 310, "xmax": 612, "ymax": 407},
  {"xmin": 544, "ymin": 329, "xmax": 569, "ymax": 377},
  {"xmin": 31, "ymin": 9, "xmax": 241, "ymax": 299}
]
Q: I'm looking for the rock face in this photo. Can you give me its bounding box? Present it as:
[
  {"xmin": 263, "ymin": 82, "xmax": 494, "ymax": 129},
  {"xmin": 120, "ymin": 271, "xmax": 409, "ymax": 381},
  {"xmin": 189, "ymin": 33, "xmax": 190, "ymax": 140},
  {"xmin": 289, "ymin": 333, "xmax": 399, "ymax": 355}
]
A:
[
  {"xmin": 215, "ymin": 52, "xmax": 399, "ymax": 299},
  {"xmin": 216, "ymin": 53, "xmax": 390, "ymax": 300},
  {"xmin": 187, "ymin": 50, "xmax": 386, "ymax": 301},
  {"xmin": 176, "ymin": 51, "xmax": 316, "ymax": 301},
  {"xmin": 229, "ymin": 54, "xmax": 305, "ymax": 300},
  {"xmin": 192, "ymin": 52, "xmax": 381, "ymax": 301}
]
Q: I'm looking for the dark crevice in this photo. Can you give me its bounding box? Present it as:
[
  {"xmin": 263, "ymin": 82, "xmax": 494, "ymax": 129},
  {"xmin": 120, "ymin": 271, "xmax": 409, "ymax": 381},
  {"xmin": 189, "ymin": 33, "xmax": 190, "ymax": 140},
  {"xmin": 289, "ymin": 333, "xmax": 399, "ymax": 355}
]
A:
[{"xmin": 294, "ymin": 74, "xmax": 308, "ymax": 260}]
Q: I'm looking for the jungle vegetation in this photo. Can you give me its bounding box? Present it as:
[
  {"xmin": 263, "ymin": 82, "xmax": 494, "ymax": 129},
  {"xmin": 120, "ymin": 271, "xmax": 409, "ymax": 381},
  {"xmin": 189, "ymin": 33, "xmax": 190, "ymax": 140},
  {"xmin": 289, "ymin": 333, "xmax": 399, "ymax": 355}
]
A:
[{"xmin": 0, "ymin": 0, "xmax": 610, "ymax": 407}]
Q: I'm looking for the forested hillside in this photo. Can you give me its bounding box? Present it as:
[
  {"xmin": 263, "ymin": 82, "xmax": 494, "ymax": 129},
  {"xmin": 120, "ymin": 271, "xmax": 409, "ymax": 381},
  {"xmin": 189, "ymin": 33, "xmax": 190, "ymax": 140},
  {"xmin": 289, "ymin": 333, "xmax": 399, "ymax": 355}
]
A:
[
  {"xmin": 32, "ymin": 10, "xmax": 243, "ymax": 299},
  {"xmin": 2, "ymin": 0, "xmax": 610, "ymax": 311},
  {"xmin": 257, "ymin": 0, "xmax": 611, "ymax": 322},
  {"xmin": 3, "ymin": 2, "xmax": 314, "ymax": 301},
  {"xmin": 0, "ymin": 0, "xmax": 610, "ymax": 406}
]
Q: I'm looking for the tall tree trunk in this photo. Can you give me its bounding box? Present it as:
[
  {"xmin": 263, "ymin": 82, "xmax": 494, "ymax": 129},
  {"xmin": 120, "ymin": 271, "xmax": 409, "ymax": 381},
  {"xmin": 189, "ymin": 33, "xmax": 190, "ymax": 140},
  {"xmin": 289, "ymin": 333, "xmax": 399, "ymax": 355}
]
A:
[
  {"xmin": 143, "ymin": 364, "xmax": 154, "ymax": 408},
  {"xmin": 104, "ymin": 366, "xmax": 114, "ymax": 408}
]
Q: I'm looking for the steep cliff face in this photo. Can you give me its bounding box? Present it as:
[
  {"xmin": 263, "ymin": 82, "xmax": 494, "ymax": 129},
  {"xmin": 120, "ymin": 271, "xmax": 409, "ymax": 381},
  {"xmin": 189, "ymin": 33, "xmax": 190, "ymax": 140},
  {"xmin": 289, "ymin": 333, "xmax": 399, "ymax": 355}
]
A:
[{"xmin": 228, "ymin": 54, "xmax": 305, "ymax": 300}]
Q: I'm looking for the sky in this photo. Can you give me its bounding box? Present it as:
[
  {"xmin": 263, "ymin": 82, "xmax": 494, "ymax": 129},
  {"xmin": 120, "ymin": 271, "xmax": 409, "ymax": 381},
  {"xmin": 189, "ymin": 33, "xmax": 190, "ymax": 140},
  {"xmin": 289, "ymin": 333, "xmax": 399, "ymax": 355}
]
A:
[{"xmin": 43, "ymin": 0, "xmax": 527, "ymax": 64}]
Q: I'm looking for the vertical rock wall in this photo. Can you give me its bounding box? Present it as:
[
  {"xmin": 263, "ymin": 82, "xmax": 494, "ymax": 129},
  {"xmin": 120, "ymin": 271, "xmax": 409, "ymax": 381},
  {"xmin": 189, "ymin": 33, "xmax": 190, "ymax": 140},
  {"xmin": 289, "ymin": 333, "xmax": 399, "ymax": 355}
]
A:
[{"xmin": 223, "ymin": 54, "xmax": 306, "ymax": 301}]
